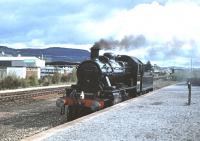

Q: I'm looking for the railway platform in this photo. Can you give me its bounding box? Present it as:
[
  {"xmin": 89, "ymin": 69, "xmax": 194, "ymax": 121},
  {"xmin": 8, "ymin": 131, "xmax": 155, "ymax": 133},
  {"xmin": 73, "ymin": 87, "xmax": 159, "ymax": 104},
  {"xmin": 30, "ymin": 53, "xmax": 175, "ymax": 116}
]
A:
[{"xmin": 23, "ymin": 83, "xmax": 200, "ymax": 141}]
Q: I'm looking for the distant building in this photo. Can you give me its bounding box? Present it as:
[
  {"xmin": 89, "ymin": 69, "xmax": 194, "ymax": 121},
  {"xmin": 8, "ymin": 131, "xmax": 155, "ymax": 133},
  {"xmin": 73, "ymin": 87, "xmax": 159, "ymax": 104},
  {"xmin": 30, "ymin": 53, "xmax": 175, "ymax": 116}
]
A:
[
  {"xmin": 41, "ymin": 61, "xmax": 78, "ymax": 77},
  {"xmin": 41, "ymin": 66, "xmax": 74, "ymax": 77},
  {"xmin": 41, "ymin": 66, "xmax": 64, "ymax": 76},
  {"xmin": 153, "ymin": 64, "xmax": 174, "ymax": 77},
  {"xmin": 0, "ymin": 56, "xmax": 45, "ymax": 79}
]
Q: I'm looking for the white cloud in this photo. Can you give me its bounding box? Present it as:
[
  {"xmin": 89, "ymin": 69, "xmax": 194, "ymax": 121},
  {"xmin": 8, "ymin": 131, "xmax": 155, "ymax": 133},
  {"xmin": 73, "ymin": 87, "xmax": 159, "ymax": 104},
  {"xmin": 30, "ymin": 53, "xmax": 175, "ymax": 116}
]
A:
[
  {"xmin": 83, "ymin": 1, "xmax": 200, "ymax": 43},
  {"xmin": 82, "ymin": 1, "xmax": 200, "ymax": 66},
  {"xmin": 1, "ymin": 0, "xmax": 200, "ymax": 67},
  {"xmin": 2, "ymin": 43, "xmax": 28, "ymax": 49}
]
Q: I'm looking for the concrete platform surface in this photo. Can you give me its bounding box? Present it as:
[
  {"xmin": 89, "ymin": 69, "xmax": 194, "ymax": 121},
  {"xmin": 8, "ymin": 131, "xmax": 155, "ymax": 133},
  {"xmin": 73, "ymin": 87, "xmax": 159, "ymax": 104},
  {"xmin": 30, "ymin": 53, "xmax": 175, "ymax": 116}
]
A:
[{"xmin": 23, "ymin": 83, "xmax": 200, "ymax": 141}]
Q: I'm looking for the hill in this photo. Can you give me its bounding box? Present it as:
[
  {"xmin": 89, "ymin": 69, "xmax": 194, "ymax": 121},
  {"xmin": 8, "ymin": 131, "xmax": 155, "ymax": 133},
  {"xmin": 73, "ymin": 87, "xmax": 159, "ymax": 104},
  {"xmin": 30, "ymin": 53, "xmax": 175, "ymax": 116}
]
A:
[{"xmin": 0, "ymin": 46, "xmax": 90, "ymax": 62}]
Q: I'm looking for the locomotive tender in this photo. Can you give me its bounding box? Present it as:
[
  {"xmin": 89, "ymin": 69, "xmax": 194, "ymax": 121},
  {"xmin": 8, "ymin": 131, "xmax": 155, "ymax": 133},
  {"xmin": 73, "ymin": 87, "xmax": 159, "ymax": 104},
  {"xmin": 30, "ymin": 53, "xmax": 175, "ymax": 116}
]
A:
[{"xmin": 56, "ymin": 44, "xmax": 153, "ymax": 120}]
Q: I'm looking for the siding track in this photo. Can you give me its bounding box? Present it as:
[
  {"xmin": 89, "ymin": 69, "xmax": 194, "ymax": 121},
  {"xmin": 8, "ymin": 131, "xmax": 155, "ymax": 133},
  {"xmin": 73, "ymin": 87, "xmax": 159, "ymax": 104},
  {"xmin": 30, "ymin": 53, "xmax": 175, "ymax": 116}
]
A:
[{"xmin": 0, "ymin": 85, "xmax": 69, "ymax": 102}]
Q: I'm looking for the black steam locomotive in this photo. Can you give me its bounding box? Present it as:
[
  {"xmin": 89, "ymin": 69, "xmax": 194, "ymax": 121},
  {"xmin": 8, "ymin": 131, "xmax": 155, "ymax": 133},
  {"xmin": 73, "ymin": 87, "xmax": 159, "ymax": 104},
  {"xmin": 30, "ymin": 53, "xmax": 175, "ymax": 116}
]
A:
[{"xmin": 56, "ymin": 44, "xmax": 153, "ymax": 120}]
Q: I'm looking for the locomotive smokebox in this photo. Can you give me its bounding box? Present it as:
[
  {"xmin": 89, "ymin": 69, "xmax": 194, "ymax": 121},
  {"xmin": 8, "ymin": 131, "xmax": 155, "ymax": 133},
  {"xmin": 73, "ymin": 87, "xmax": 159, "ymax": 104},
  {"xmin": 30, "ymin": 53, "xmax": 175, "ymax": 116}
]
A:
[{"xmin": 91, "ymin": 43, "xmax": 101, "ymax": 60}]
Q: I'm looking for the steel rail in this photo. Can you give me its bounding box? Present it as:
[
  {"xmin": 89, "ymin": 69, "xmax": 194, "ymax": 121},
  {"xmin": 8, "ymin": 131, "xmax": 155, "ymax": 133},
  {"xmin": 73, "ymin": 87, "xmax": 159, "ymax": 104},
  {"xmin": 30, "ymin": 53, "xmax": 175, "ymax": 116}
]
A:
[{"xmin": 0, "ymin": 86, "xmax": 70, "ymax": 102}]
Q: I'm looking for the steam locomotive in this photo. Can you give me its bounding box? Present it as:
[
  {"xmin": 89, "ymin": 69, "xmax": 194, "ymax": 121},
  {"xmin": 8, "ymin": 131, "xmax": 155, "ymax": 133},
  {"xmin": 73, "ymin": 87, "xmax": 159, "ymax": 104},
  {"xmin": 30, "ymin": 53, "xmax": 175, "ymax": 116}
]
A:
[{"xmin": 56, "ymin": 44, "xmax": 153, "ymax": 120}]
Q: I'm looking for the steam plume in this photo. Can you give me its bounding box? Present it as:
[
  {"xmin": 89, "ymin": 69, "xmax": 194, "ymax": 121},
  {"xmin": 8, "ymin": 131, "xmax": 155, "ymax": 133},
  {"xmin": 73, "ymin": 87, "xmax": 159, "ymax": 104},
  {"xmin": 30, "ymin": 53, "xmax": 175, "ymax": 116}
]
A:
[
  {"xmin": 95, "ymin": 35, "xmax": 147, "ymax": 50},
  {"xmin": 93, "ymin": 35, "xmax": 199, "ymax": 67}
]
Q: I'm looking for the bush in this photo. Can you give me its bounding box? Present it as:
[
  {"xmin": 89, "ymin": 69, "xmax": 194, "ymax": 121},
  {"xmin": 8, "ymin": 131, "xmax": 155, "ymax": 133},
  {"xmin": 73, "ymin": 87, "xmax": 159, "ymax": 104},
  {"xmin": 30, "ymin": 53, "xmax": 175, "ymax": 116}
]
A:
[
  {"xmin": 28, "ymin": 75, "xmax": 39, "ymax": 86},
  {"xmin": 69, "ymin": 67, "xmax": 77, "ymax": 82},
  {"xmin": 0, "ymin": 70, "xmax": 6, "ymax": 80},
  {"xmin": 20, "ymin": 78, "xmax": 29, "ymax": 88},
  {"xmin": 0, "ymin": 67, "xmax": 78, "ymax": 90},
  {"xmin": 52, "ymin": 73, "xmax": 61, "ymax": 84},
  {"xmin": 39, "ymin": 75, "xmax": 52, "ymax": 86},
  {"xmin": 170, "ymin": 71, "xmax": 190, "ymax": 81},
  {"xmin": 0, "ymin": 75, "xmax": 22, "ymax": 90},
  {"xmin": 61, "ymin": 74, "xmax": 70, "ymax": 82}
]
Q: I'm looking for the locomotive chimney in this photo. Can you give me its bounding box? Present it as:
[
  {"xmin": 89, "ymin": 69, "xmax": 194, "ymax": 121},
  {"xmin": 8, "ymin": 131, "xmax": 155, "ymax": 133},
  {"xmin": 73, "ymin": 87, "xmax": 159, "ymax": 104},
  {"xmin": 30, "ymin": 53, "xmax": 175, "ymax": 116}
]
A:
[{"xmin": 90, "ymin": 43, "xmax": 100, "ymax": 60}]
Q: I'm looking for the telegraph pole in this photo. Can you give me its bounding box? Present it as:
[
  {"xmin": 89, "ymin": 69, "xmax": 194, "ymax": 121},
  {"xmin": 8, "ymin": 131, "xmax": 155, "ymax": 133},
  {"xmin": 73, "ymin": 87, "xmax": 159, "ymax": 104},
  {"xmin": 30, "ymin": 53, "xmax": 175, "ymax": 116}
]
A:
[{"xmin": 187, "ymin": 58, "xmax": 192, "ymax": 105}]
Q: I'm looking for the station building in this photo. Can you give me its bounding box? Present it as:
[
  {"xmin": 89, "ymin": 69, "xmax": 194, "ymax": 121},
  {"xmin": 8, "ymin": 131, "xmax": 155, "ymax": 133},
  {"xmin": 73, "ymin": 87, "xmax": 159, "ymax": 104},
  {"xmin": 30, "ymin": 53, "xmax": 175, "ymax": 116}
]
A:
[{"xmin": 0, "ymin": 56, "xmax": 45, "ymax": 79}]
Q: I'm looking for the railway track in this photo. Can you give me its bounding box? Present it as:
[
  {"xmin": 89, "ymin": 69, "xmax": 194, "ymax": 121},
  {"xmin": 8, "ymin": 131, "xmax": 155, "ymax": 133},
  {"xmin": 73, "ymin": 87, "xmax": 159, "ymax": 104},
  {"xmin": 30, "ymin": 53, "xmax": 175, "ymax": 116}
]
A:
[{"xmin": 0, "ymin": 85, "xmax": 69, "ymax": 102}]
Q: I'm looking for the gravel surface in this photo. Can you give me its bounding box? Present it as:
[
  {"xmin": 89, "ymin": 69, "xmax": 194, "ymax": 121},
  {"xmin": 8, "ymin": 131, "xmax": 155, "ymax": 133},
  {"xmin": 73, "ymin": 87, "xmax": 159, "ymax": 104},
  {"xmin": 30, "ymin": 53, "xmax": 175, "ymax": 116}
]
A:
[
  {"xmin": 34, "ymin": 83, "xmax": 200, "ymax": 141},
  {"xmin": 0, "ymin": 94, "xmax": 68, "ymax": 141}
]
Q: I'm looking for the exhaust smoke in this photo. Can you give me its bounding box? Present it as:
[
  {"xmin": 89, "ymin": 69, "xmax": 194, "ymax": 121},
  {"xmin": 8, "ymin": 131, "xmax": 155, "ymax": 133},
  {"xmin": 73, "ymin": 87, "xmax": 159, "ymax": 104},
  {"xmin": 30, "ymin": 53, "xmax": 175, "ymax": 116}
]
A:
[{"xmin": 93, "ymin": 35, "xmax": 200, "ymax": 67}]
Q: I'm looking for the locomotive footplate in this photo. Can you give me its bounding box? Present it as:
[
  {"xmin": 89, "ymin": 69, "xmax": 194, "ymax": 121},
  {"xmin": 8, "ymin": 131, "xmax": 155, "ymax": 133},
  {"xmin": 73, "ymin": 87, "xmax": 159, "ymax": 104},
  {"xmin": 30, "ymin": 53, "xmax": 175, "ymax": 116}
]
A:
[{"xmin": 56, "ymin": 95, "xmax": 110, "ymax": 112}]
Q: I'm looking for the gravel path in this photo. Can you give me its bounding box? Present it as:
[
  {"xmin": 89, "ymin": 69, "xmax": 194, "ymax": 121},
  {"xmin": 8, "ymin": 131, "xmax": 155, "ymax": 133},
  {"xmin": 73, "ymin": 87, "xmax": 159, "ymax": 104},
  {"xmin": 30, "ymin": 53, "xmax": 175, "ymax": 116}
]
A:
[
  {"xmin": 29, "ymin": 83, "xmax": 200, "ymax": 141},
  {"xmin": 0, "ymin": 94, "xmax": 68, "ymax": 141}
]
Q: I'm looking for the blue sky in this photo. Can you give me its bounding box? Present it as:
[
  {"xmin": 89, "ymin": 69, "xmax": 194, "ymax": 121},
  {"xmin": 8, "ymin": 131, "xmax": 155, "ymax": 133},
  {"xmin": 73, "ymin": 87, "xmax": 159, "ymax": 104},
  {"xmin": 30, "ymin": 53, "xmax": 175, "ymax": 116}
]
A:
[
  {"xmin": 0, "ymin": 0, "xmax": 166, "ymax": 45},
  {"xmin": 0, "ymin": 0, "xmax": 200, "ymax": 66}
]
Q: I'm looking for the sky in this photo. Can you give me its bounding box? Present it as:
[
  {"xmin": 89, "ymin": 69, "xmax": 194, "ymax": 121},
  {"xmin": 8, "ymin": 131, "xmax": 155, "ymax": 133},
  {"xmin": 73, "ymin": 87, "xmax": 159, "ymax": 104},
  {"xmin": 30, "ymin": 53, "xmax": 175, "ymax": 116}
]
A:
[{"xmin": 0, "ymin": 0, "xmax": 200, "ymax": 67}]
